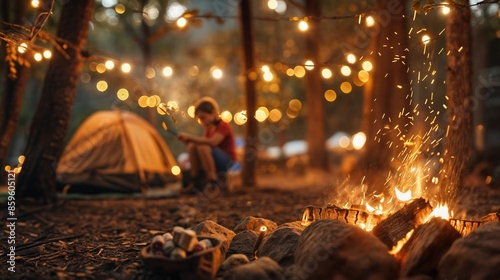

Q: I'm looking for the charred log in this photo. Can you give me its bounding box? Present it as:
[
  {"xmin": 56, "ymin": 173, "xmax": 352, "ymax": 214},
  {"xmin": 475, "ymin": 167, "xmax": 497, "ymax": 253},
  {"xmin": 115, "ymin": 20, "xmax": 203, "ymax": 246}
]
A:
[{"xmin": 372, "ymin": 198, "xmax": 433, "ymax": 249}]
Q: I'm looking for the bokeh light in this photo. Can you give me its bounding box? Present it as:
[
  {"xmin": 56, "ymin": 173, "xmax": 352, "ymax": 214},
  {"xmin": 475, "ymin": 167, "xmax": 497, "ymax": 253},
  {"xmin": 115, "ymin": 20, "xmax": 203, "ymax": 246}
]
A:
[
  {"xmin": 117, "ymin": 88, "xmax": 129, "ymax": 101},
  {"xmin": 321, "ymin": 68, "xmax": 333, "ymax": 79},
  {"xmin": 340, "ymin": 82, "xmax": 352, "ymax": 94},
  {"xmin": 324, "ymin": 89, "xmax": 337, "ymax": 102},
  {"xmin": 171, "ymin": 166, "xmax": 181, "ymax": 176},
  {"xmin": 298, "ymin": 20, "xmax": 308, "ymax": 31},
  {"xmin": 304, "ymin": 60, "xmax": 314, "ymax": 70},
  {"xmin": 221, "ymin": 110, "xmax": 233, "ymax": 123},
  {"xmin": 347, "ymin": 53, "xmax": 356, "ymax": 64},
  {"xmin": 362, "ymin": 61, "xmax": 373, "ymax": 71},
  {"xmin": 121, "ymin": 63, "xmax": 131, "ymax": 73},
  {"xmin": 43, "ymin": 50, "xmax": 52, "ymax": 59},
  {"xmin": 341, "ymin": 65, "xmax": 351, "ymax": 76},
  {"xmin": 96, "ymin": 80, "xmax": 108, "ymax": 92},
  {"xmin": 269, "ymin": 109, "xmax": 282, "ymax": 122}
]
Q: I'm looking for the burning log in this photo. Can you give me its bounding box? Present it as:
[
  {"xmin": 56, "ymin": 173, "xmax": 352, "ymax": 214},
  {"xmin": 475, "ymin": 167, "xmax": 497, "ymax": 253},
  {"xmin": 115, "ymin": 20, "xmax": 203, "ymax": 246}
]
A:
[
  {"xmin": 372, "ymin": 198, "xmax": 433, "ymax": 249},
  {"xmin": 448, "ymin": 212, "xmax": 500, "ymax": 236},
  {"xmin": 301, "ymin": 205, "xmax": 385, "ymax": 230},
  {"xmin": 397, "ymin": 218, "xmax": 462, "ymax": 278}
]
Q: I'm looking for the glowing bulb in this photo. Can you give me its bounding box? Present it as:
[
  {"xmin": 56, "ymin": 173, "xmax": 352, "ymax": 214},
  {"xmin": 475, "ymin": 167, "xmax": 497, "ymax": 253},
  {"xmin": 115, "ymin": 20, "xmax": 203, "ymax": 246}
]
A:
[
  {"xmin": 304, "ymin": 60, "xmax": 314, "ymax": 70},
  {"xmin": 268, "ymin": 0, "xmax": 278, "ymax": 9},
  {"xmin": 187, "ymin": 106, "xmax": 195, "ymax": 118},
  {"xmin": 171, "ymin": 166, "xmax": 181, "ymax": 175},
  {"xmin": 18, "ymin": 43, "xmax": 28, "ymax": 53},
  {"xmin": 340, "ymin": 65, "xmax": 351, "ymax": 76},
  {"xmin": 43, "ymin": 50, "xmax": 52, "ymax": 59},
  {"xmin": 262, "ymin": 65, "xmax": 270, "ymax": 72},
  {"xmin": 212, "ymin": 68, "xmax": 223, "ymax": 79},
  {"xmin": 34, "ymin": 53, "xmax": 42, "ymax": 61},
  {"xmin": 422, "ymin": 35, "xmax": 431, "ymax": 44},
  {"xmin": 115, "ymin": 4, "xmax": 126, "ymax": 14},
  {"xmin": 293, "ymin": 66, "xmax": 306, "ymax": 78},
  {"xmin": 324, "ymin": 89, "xmax": 337, "ymax": 102},
  {"xmin": 298, "ymin": 20, "xmax": 308, "ymax": 31},
  {"xmin": 346, "ymin": 53, "xmax": 356, "ymax": 64},
  {"xmin": 321, "ymin": 68, "xmax": 332, "ymax": 79},
  {"xmin": 340, "ymin": 82, "xmax": 352, "ymax": 94},
  {"xmin": 105, "ymin": 60, "xmax": 115, "ymax": 70},
  {"xmin": 441, "ymin": 6, "xmax": 450, "ymax": 15},
  {"xmin": 121, "ymin": 63, "xmax": 131, "ymax": 73},
  {"xmin": 365, "ymin": 15, "xmax": 375, "ymax": 27},
  {"xmin": 263, "ymin": 72, "xmax": 273, "ymax": 82},
  {"xmin": 220, "ymin": 110, "xmax": 233, "ymax": 123},
  {"xmin": 96, "ymin": 80, "xmax": 108, "ymax": 92},
  {"xmin": 31, "ymin": 0, "xmax": 39, "ymax": 8},
  {"xmin": 145, "ymin": 68, "xmax": 156, "ymax": 79},
  {"xmin": 18, "ymin": 155, "xmax": 25, "ymax": 164},
  {"xmin": 177, "ymin": 17, "xmax": 187, "ymax": 28},
  {"xmin": 269, "ymin": 109, "xmax": 282, "ymax": 122},
  {"xmin": 352, "ymin": 132, "xmax": 366, "ymax": 150},
  {"xmin": 362, "ymin": 61, "xmax": 373, "ymax": 71},
  {"xmin": 117, "ymin": 88, "xmax": 129, "ymax": 100}
]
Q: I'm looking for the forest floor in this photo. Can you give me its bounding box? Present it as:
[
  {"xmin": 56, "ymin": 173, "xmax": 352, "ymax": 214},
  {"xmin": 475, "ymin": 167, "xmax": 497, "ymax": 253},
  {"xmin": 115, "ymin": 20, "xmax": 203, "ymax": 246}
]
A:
[{"xmin": 1, "ymin": 170, "xmax": 500, "ymax": 280}]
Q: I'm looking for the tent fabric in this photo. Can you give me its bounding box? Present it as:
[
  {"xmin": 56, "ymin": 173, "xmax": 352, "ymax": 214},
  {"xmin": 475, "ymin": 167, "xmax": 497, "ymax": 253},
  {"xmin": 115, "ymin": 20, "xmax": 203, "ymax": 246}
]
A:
[{"xmin": 57, "ymin": 110, "xmax": 178, "ymax": 193}]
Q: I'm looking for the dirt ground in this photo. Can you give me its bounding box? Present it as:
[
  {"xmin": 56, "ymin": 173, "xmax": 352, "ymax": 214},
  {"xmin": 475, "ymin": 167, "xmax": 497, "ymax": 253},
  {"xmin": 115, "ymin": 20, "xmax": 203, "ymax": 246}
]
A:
[{"xmin": 1, "ymin": 172, "xmax": 500, "ymax": 280}]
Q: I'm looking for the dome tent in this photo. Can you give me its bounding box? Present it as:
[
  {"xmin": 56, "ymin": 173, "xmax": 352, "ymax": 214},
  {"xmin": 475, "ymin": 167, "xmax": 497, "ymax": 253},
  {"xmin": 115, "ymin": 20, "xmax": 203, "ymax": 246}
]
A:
[{"xmin": 57, "ymin": 110, "xmax": 178, "ymax": 193}]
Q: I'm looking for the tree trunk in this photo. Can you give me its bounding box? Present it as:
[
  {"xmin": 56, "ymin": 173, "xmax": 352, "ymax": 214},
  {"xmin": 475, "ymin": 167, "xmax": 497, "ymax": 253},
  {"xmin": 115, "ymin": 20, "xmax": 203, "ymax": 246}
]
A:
[
  {"xmin": 239, "ymin": 0, "xmax": 257, "ymax": 187},
  {"xmin": 17, "ymin": 0, "xmax": 94, "ymax": 204},
  {"xmin": 440, "ymin": 1, "xmax": 472, "ymax": 203},
  {"xmin": 140, "ymin": 0, "xmax": 156, "ymax": 126},
  {"xmin": 0, "ymin": 0, "xmax": 29, "ymax": 179},
  {"xmin": 304, "ymin": 0, "xmax": 327, "ymax": 171},
  {"xmin": 359, "ymin": 0, "xmax": 411, "ymax": 188}
]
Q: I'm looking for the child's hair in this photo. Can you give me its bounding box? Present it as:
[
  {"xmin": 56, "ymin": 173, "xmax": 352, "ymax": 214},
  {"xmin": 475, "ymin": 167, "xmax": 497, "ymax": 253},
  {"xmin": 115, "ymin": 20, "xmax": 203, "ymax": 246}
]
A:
[{"xmin": 194, "ymin": 97, "xmax": 219, "ymax": 115}]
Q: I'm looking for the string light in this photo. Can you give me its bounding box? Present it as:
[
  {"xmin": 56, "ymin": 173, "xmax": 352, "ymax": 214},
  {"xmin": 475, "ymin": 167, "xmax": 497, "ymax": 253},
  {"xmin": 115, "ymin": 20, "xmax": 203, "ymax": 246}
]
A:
[
  {"xmin": 321, "ymin": 68, "xmax": 333, "ymax": 79},
  {"xmin": 441, "ymin": 5, "xmax": 450, "ymax": 15},
  {"xmin": 115, "ymin": 4, "xmax": 126, "ymax": 14},
  {"xmin": 298, "ymin": 20, "xmax": 309, "ymax": 31},
  {"xmin": 105, "ymin": 60, "xmax": 115, "ymax": 69},
  {"xmin": 17, "ymin": 43, "xmax": 28, "ymax": 53},
  {"xmin": 365, "ymin": 15, "xmax": 375, "ymax": 27},
  {"xmin": 117, "ymin": 88, "xmax": 129, "ymax": 100},
  {"xmin": 304, "ymin": 60, "xmax": 315, "ymax": 70},
  {"xmin": 177, "ymin": 17, "xmax": 187, "ymax": 28},
  {"xmin": 31, "ymin": 0, "xmax": 40, "ymax": 8},
  {"xmin": 346, "ymin": 53, "xmax": 356, "ymax": 64},
  {"xmin": 162, "ymin": 66, "xmax": 173, "ymax": 77},
  {"xmin": 121, "ymin": 63, "xmax": 131, "ymax": 73},
  {"xmin": 96, "ymin": 80, "xmax": 108, "ymax": 92},
  {"xmin": 362, "ymin": 61, "xmax": 373, "ymax": 71},
  {"xmin": 324, "ymin": 89, "xmax": 337, "ymax": 102},
  {"xmin": 422, "ymin": 35, "xmax": 431, "ymax": 44},
  {"xmin": 43, "ymin": 50, "xmax": 52, "ymax": 59},
  {"xmin": 340, "ymin": 65, "xmax": 351, "ymax": 76},
  {"xmin": 34, "ymin": 53, "xmax": 42, "ymax": 61},
  {"xmin": 211, "ymin": 68, "xmax": 223, "ymax": 79}
]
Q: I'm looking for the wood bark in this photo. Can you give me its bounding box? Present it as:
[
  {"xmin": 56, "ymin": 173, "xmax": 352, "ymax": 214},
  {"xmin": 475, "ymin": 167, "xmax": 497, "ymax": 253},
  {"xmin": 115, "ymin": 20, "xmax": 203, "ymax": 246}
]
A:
[
  {"xmin": 239, "ymin": 0, "xmax": 257, "ymax": 187},
  {"xmin": 397, "ymin": 218, "xmax": 461, "ymax": 278},
  {"xmin": 440, "ymin": 1, "xmax": 473, "ymax": 204},
  {"xmin": 372, "ymin": 198, "xmax": 433, "ymax": 249},
  {"xmin": 17, "ymin": 0, "xmax": 94, "ymax": 203},
  {"xmin": 304, "ymin": 0, "xmax": 327, "ymax": 171},
  {"xmin": 0, "ymin": 0, "xmax": 29, "ymax": 178}
]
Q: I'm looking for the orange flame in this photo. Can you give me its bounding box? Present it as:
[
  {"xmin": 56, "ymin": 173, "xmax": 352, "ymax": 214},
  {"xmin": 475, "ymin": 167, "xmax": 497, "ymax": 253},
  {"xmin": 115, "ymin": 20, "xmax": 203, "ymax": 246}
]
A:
[{"xmin": 395, "ymin": 187, "xmax": 412, "ymax": 202}]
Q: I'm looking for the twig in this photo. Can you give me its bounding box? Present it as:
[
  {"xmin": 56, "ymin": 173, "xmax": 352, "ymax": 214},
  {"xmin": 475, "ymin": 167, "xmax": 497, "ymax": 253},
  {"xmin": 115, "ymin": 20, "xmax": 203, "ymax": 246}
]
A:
[{"xmin": 5, "ymin": 233, "xmax": 84, "ymax": 254}]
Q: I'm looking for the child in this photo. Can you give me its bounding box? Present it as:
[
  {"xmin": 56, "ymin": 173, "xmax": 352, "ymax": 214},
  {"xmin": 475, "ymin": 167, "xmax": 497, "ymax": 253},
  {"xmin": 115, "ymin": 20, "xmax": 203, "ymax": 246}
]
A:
[{"xmin": 177, "ymin": 97, "xmax": 237, "ymax": 193}]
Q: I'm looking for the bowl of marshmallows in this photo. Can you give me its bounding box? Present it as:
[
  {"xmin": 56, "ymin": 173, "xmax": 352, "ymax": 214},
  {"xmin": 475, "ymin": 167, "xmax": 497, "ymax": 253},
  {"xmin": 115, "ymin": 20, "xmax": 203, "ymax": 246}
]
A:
[{"xmin": 140, "ymin": 226, "xmax": 222, "ymax": 279}]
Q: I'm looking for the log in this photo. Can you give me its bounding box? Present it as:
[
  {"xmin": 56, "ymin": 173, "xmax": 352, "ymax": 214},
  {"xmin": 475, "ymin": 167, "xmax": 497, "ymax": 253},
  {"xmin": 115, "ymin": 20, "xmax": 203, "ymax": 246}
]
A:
[
  {"xmin": 397, "ymin": 218, "xmax": 461, "ymax": 278},
  {"xmin": 372, "ymin": 198, "xmax": 433, "ymax": 249},
  {"xmin": 449, "ymin": 212, "xmax": 499, "ymax": 236},
  {"xmin": 301, "ymin": 205, "xmax": 384, "ymax": 230}
]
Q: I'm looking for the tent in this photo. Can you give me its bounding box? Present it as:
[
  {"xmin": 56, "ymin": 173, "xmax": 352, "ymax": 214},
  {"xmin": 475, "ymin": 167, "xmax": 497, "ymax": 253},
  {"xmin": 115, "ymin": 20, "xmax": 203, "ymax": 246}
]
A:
[{"xmin": 57, "ymin": 110, "xmax": 178, "ymax": 193}]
